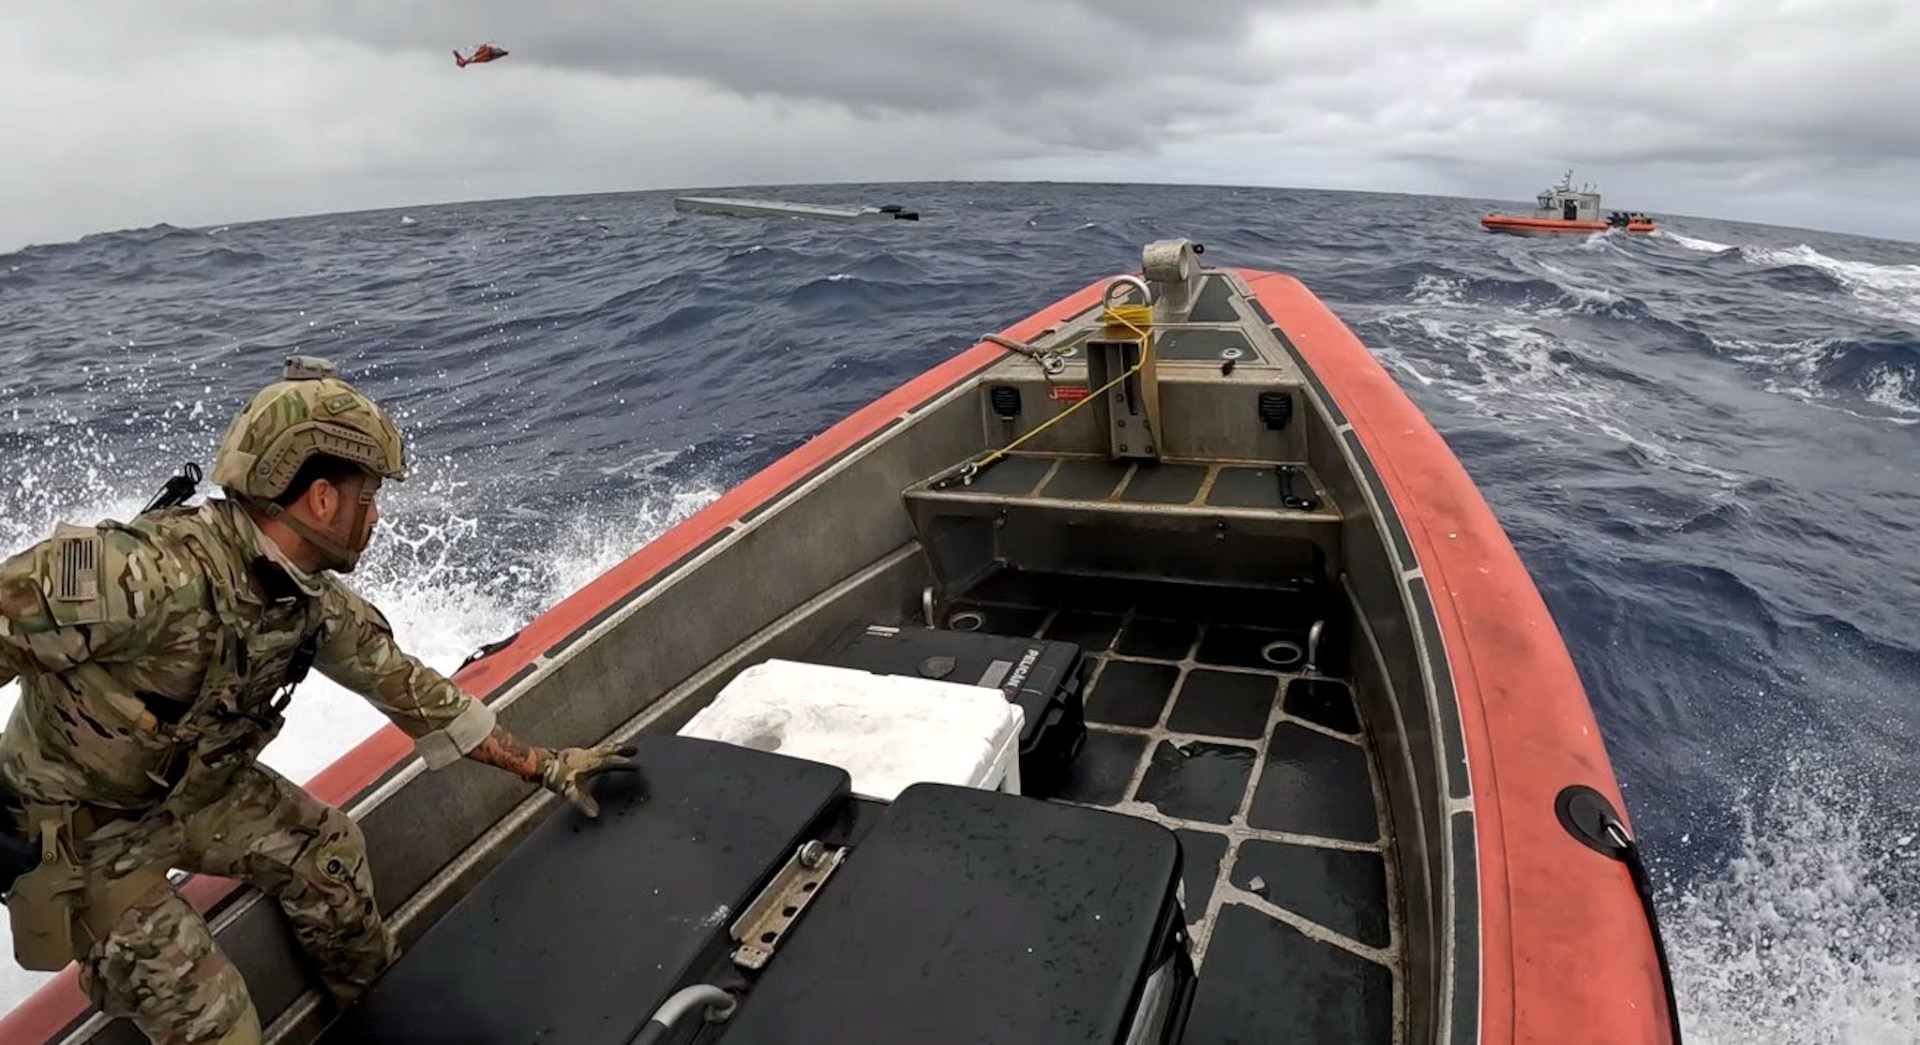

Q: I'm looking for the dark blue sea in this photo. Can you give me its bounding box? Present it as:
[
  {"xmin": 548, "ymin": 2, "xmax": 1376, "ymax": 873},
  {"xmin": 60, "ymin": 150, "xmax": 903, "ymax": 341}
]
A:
[{"xmin": 3, "ymin": 183, "xmax": 1917, "ymax": 1039}]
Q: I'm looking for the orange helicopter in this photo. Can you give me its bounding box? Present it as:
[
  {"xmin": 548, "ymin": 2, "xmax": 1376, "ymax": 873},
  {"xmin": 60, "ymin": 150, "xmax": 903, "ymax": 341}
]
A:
[{"xmin": 454, "ymin": 43, "xmax": 509, "ymax": 68}]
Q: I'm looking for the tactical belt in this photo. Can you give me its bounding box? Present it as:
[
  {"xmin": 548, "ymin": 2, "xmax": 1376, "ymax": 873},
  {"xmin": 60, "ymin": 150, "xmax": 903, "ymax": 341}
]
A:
[{"xmin": 70, "ymin": 802, "xmax": 142, "ymax": 838}]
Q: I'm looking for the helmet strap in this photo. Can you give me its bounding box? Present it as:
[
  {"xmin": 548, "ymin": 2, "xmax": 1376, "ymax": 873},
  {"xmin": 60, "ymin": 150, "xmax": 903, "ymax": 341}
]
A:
[{"xmin": 246, "ymin": 492, "xmax": 370, "ymax": 574}]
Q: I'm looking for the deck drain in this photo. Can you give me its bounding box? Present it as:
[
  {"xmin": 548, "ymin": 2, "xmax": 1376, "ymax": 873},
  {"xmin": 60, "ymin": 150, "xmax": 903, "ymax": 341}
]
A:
[
  {"xmin": 948, "ymin": 610, "xmax": 985, "ymax": 632},
  {"xmin": 1260, "ymin": 640, "xmax": 1304, "ymax": 669},
  {"xmin": 1220, "ymin": 346, "xmax": 1244, "ymax": 360}
]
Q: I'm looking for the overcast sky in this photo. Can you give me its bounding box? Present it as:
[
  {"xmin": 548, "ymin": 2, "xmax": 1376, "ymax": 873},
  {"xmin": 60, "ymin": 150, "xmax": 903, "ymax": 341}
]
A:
[{"xmin": 2, "ymin": 0, "xmax": 1916, "ymax": 251}]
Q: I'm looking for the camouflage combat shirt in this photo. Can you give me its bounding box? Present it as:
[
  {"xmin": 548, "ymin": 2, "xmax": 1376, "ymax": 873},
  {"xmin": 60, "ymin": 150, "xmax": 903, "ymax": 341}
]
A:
[{"xmin": 0, "ymin": 497, "xmax": 495, "ymax": 809}]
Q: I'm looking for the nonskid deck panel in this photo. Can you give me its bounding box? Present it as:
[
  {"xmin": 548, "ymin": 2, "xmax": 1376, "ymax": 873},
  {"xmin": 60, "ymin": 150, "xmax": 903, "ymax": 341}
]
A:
[{"xmin": 942, "ymin": 569, "xmax": 1399, "ymax": 1045}]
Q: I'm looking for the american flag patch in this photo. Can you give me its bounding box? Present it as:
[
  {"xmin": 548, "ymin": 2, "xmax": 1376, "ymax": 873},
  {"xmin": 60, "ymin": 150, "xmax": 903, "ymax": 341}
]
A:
[{"xmin": 54, "ymin": 534, "xmax": 101, "ymax": 603}]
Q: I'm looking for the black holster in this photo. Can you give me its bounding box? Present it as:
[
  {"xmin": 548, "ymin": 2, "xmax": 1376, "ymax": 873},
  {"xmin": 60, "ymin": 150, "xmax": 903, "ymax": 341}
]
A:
[{"xmin": 0, "ymin": 781, "xmax": 35, "ymax": 899}]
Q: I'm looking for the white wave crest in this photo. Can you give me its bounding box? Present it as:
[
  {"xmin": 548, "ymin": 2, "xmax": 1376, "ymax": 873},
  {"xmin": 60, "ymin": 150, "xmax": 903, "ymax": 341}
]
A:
[
  {"xmin": 1650, "ymin": 230, "xmax": 1918, "ymax": 325},
  {"xmin": 1658, "ymin": 229, "xmax": 1737, "ymax": 254},
  {"xmin": 1524, "ymin": 256, "xmax": 1628, "ymax": 312},
  {"xmin": 1376, "ymin": 283, "xmax": 1740, "ymax": 481},
  {"xmin": 1863, "ymin": 367, "xmax": 1920, "ymax": 419},
  {"xmin": 1714, "ymin": 336, "xmax": 1920, "ymax": 425},
  {"xmin": 1739, "ymin": 244, "xmax": 1920, "ymax": 327}
]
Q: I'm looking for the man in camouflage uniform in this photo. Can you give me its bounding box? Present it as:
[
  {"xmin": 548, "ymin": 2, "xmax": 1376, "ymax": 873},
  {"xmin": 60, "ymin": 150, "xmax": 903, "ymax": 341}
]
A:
[{"xmin": 0, "ymin": 357, "xmax": 635, "ymax": 1045}]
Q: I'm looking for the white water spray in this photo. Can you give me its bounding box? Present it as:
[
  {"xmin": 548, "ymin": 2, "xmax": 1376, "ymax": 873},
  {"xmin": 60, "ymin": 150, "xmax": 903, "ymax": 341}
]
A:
[{"xmin": 1669, "ymin": 764, "xmax": 1920, "ymax": 1043}]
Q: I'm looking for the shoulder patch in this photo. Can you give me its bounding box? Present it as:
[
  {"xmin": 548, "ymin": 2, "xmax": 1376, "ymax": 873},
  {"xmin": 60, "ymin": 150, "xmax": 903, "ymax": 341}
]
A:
[{"xmin": 51, "ymin": 526, "xmax": 102, "ymax": 604}]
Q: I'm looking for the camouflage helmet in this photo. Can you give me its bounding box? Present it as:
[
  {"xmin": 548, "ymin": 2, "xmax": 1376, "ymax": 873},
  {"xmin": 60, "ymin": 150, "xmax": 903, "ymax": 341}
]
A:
[{"xmin": 212, "ymin": 356, "xmax": 407, "ymax": 501}]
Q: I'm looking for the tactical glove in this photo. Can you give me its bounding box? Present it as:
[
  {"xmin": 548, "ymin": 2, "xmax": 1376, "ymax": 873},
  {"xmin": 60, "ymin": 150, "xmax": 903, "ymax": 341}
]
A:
[{"xmin": 538, "ymin": 744, "xmax": 639, "ymax": 818}]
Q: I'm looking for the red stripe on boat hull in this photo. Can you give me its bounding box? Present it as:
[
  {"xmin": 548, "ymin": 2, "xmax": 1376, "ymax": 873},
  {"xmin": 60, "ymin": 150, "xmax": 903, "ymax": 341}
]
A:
[{"xmin": 1238, "ymin": 268, "xmax": 1673, "ymax": 1043}]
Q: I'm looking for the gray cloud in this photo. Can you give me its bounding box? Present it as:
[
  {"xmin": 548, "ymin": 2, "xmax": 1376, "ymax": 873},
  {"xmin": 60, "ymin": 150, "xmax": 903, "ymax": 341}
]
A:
[{"xmin": 189, "ymin": 0, "xmax": 1319, "ymax": 111}]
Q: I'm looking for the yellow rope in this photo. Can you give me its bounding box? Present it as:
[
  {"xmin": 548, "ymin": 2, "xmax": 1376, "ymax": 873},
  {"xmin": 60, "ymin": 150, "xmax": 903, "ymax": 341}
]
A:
[
  {"xmin": 1101, "ymin": 302, "xmax": 1154, "ymax": 343},
  {"xmin": 954, "ymin": 301, "xmax": 1154, "ymax": 484}
]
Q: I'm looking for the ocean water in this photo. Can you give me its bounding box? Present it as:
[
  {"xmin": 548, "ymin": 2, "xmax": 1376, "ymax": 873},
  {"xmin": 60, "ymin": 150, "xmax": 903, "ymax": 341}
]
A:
[{"xmin": 2, "ymin": 183, "xmax": 1916, "ymax": 1040}]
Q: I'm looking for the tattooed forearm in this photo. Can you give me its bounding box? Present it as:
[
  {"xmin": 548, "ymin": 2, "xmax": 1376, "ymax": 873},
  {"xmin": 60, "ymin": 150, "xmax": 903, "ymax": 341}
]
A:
[{"xmin": 466, "ymin": 725, "xmax": 551, "ymax": 781}]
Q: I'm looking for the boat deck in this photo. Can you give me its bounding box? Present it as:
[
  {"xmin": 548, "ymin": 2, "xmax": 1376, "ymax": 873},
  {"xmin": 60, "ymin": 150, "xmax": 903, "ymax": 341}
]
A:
[{"xmin": 934, "ymin": 567, "xmax": 1400, "ymax": 1044}]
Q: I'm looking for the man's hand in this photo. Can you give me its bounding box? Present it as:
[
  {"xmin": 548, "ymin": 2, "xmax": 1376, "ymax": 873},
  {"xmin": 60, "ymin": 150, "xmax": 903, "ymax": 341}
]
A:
[
  {"xmin": 466, "ymin": 726, "xmax": 639, "ymax": 818},
  {"xmin": 537, "ymin": 744, "xmax": 639, "ymax": 818}
]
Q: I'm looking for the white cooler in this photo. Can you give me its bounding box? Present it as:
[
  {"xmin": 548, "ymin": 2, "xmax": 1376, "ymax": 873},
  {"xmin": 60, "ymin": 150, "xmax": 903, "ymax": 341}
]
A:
[{"xmin": 678, "ymin": 659, "xmax": 1025, "ymax": 800}]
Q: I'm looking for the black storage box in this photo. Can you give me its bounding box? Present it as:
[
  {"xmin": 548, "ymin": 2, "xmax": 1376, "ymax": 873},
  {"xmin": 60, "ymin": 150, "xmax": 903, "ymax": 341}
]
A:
[
  {"xmin": 810, "ymin": 622, "xmax": 1089, "ymax": 795},
  {"xmin": 319, "ymin": 736, "xmax": 851, "ymax": 1045},
  {"xmin": 722, "ymin": 782, "xmax": 1196, "ymax": 1045}
]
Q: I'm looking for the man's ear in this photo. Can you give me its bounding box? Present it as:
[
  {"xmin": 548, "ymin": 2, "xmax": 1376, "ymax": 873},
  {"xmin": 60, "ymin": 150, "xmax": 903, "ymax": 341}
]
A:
[{"xmin": 300, "ymin": 478, "xmax": 339, "ymax": 524}]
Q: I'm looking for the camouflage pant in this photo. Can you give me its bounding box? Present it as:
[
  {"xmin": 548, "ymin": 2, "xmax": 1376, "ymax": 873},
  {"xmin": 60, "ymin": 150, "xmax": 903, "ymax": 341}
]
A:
[{"xmin": 76, "ymin": 764, "xmax": 395, "ymax": 1045}]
